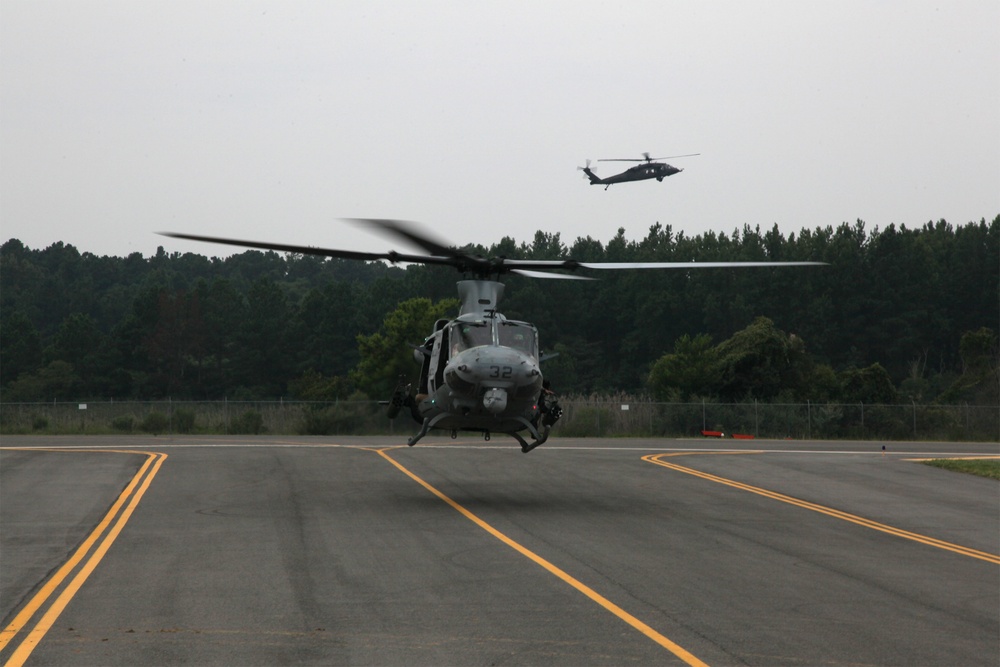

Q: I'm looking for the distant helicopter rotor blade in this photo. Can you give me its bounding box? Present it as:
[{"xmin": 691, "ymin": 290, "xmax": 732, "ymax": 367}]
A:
[
  {"xmin": 650, "ymin": 153, "xmax": 701, "ymax": 160},
  {"xmin": 599, "ymin": 153, "xmax": 700, "ymax": 162}
]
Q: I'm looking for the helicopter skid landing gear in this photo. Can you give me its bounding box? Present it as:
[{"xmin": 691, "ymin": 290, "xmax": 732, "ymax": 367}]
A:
[
  {"xmin": 408, "ymin": 413, "xmax": 449, "ymax": 446},
  {"xmin": 512, "ymin": 417, "xmax": 549, "ymax": 453},
  {"xmin": 407, "ymin": 422, "xmax": 428, "ymax": 446}
]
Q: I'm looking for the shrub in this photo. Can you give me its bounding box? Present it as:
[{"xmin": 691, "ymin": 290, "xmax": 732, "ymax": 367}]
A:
[
  {"xmin": 299, "ymin": 404, "xmax": 364, "ymax": 435},
  {"xmin": 141, "ymin": 412, "xmax": 169, "ymax": 434},
  {"xmin": 111, "ymin": 415, "xmax": 135, "ymax": 432},
  {"xmin": 230, "ymin": 410, "xmax": 264, "ymax": 434},
  {"xmin": 172, "ymin": 408, "xmax": 196, "ymax": 434},
  {"xmin": 559, "ymin": 406, "xmax": 612, "ymax": 437}
]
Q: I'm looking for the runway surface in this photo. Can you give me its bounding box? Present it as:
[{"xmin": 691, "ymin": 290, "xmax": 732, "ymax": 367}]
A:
[{"xmin": 1, "ymin": 435, "xmax": 998, "ymax": 666}]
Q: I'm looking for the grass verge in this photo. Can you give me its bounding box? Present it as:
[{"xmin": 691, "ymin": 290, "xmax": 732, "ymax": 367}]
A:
[{"xmin": 921, "ymin": 458, "xmax": 1000, "ymax": 480}]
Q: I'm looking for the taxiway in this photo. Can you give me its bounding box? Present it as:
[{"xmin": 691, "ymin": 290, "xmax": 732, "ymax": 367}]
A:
[{"xmin": 2, "ymin": 436, "xmax": 997, "ymax": 666}]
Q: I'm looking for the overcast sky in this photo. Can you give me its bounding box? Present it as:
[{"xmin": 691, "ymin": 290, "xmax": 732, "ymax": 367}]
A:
[{"xmin": 2, "ymin": 1, "xmax": 997, "ymax": 260}]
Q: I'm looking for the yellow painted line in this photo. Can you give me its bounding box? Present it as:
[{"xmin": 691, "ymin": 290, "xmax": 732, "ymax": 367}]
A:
[
  {"xmin": 0, "ymin": 449, "xmax": 159, "ymax": 652},
  {"xmin": 643, "ymin": 452, "xmax": 1000, "ymax": 565},
  {"xmin": 0, "ymin": 449, "xmax": 167, "ymax": 667},
  {"xmin": 376, "ymin": 448, "xmax": 709, "ymax": 667}
]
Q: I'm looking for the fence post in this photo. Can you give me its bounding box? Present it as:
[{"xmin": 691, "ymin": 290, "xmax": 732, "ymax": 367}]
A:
[
  {"xmin": 807, "ymin": 399, "xmax": 811, "ymax": 440},
  {"xmin": 860, "ymin": 402, "xmax": 864, "ymax": 438},
  {"xmin": 912, "ymin": 399, "xmax": 917, "ymax": 438}
]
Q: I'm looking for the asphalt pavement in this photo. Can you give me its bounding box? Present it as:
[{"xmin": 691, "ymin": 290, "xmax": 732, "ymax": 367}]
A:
[{"xmin": 1, "ymin": 435, "xmax": 997, "ymax": 666}]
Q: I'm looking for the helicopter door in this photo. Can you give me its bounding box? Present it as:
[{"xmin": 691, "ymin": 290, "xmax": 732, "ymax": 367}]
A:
[
  {"xmin": 427, "ymin": 329, "xmax": 447, "ymax": 394},
  {"xmin": 420, "ymin": 319, "xmax": 447, "ymax": 394},
  {"xmin": 416, "ymin": 338, "xmax": 433, "ymax": 394}
]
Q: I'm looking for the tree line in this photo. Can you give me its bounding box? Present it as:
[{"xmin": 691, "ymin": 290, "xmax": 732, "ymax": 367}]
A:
[{"xmin": 1, "ymin": 216, "xmax": 997, "ymax": 406}]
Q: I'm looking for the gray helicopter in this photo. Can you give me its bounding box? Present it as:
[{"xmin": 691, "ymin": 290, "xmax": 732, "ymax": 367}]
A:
[
  {"xmin": 579, "ymin": 152, "xmax": 699, "ymax": 190},
  {"xmin": 161, "ymin": 219, "xmax": 824, "ymax": 452}
]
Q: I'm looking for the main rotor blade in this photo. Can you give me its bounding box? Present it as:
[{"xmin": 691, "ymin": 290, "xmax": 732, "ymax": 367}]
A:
[
  {"xmin": 157, "ymin": 232, "xmax": 457, "ymax": 267},
  {"xmin": 160, "ymin": 227, "xmax": 824, "ymax": 278},
  {"xmin": 511, "ymin": 268, "xmax": 595, "ymax": 280},
  {"xmin": 598, "ymin": 153, "xmax": 700, "ymax": 162},
  {"xmin": 503, "ymin": 258, "xmax": 826, "ymax": 271},
  {"xmin": 578, "ymin": 261, "xmax": 827, "ymax": 269},
  {"xmin": 647, "ymin": 153, "xmax": 701, "ymax": 160},
  {"xmin": 346, "ymin": 218, "xmax": 459, "ymax": 258}
]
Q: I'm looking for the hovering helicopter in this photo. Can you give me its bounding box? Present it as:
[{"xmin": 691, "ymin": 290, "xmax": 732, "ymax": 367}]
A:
[
  {"xmin": 579, "ymin": 152, "xmax": 699, "ymax": 190},
  {"xmin": 160, "ymin": 219, "xmax": 824, "ymax": 453}
]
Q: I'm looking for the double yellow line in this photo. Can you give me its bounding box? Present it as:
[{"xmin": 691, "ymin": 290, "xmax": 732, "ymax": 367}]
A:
[
  {"xmin": 0, "ymin": 449, "xmax": 167, "ymax": 667},
  {"xmin": 643, "ymin": 452, "xmax": 1000, "ymax": 565}
]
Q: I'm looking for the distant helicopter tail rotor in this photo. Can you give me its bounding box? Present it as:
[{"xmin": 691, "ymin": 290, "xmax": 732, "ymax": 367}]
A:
[
  {"xmin": 577, "ymin": 159, "xmax": 598, "ymax": 182},
  {"xmin": 577, "ymin": 159, "xmax": 603, "ymax": 185}
]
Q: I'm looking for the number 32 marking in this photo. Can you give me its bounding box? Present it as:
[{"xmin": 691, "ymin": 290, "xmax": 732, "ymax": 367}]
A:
[{"xmin": 489, "ymin": 365, "xmax": 512, "ymax": 378}]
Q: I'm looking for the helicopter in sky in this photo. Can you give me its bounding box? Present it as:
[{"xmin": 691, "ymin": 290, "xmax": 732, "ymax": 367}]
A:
[
  {"xmin": 161, "ymin": 219, "xmax": 823, "ymax": 453},
  {"xmin": 579, "ymin": 152, "xmax": 699, "ymax": 190}
]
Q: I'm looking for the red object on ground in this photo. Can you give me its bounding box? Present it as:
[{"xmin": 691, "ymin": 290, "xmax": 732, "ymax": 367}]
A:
[
  {"xmin": 700, "ymin": 430, "xmax": 725, "ymax": 438},
  {"xmin": 732, "ymin": 433, "xmax": 755, "ymax": 440}
]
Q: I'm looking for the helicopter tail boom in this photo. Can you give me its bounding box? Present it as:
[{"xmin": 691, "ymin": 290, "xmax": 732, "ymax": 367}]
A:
[{"xmin": 581, "ymin": 166, "xmax": 603, "ymax": 185}]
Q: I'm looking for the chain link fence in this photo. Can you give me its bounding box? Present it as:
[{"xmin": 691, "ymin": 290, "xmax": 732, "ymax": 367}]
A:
[
  {"xmin": 2, "ymin": 398, "xmax": 997, "ymax": 441},
  {"xmin": 556, "ymin": 398, "xmax": 999, "ymax": 441}
]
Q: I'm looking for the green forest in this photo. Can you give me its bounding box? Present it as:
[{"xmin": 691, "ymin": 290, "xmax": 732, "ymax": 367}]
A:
[{"xmin": 1, "ymin": 217, "xmax": 997, "ymax": 408}]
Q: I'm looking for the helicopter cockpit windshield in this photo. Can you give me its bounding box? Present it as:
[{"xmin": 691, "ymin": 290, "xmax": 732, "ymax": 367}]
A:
[
  {"xmin": 450, "ymin": 322, "xmax": 491, "ymax": 355},
  {"xmin": 498, "ymin": 321, "xmax": 538, "ymax": 358}
]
